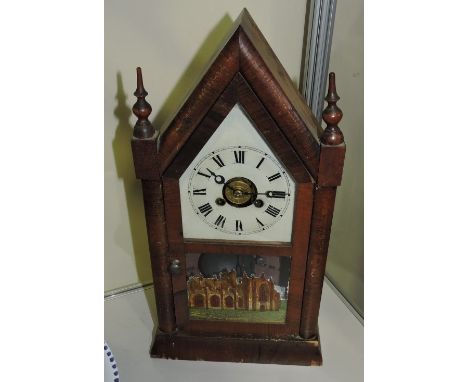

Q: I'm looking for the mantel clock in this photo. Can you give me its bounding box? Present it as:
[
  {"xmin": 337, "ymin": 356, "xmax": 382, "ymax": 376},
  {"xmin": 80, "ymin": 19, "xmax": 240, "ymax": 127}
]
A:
[{"xmin": 131, "ymin": 9, "xmax": 345, "ymax": 366}]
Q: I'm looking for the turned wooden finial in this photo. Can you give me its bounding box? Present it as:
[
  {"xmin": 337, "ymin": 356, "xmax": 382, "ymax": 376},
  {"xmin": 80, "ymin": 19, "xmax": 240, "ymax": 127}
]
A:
[
  {"xmin": 132, "ymin": 67, "xmax": 156, "ymax": 139},
  {"xmin": 321, "ymin": 72, "xmax": 344, "ymax": 145}
]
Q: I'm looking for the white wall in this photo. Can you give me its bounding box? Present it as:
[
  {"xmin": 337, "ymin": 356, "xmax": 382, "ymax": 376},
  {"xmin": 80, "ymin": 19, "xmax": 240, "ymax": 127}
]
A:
[
  {"xmin": 325, "ymin": 0, "xmax": 364, "ymax": 315},
  {"xmin": 105, "ymin": 0, "xmax": 308, "ymax": 291}
]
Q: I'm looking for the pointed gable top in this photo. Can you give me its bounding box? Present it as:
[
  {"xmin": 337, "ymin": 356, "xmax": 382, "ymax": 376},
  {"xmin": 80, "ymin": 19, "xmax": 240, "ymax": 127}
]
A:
[{"xmin": 157, "ymin": 9, "xmax": 322, "ymax": 179}]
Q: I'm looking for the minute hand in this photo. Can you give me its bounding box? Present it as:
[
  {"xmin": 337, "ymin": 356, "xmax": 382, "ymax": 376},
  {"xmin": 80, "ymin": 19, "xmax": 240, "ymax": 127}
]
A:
[{"xmin": 244, "ymin": 190, "xmax": 287, "ymax": 198}]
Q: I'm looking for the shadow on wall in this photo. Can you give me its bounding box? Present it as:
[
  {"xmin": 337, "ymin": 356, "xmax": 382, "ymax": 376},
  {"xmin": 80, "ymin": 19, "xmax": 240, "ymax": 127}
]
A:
[
  {"xmin": 152, "ymin": 14, "xmax": 234, "ymax": 131},
  {"xmin": 112, "ymin": 72, "xmax": 152, "ymax": 286},
  {"xmin": 111, "ymin": 14, "xmax": 234, "ymax": 326}
]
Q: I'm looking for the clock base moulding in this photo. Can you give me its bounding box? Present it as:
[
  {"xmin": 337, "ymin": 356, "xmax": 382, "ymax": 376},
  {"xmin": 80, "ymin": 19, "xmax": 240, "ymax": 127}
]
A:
[{"xmin": 151, "ymin": 329, "xmax": 322, "ymax": 366}]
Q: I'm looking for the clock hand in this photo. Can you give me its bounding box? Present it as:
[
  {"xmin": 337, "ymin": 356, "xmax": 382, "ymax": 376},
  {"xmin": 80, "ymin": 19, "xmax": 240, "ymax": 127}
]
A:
[
  {"xmin": 264, "ymin": 191, "xmax": 287, "ymax": 198},
  {"xmin": 205, "ymin": 168, "xmax": 225, "ymax": 185},
  {"xmin": 237, "ymin": 190, "xmax": 287, "ymax": 198}
]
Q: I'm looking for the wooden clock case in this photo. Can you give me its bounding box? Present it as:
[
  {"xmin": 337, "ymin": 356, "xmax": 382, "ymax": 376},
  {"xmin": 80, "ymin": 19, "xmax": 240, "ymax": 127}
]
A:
[{"xmin": 131, "ymin": 9, "xmax": 345, "ymax": 366}]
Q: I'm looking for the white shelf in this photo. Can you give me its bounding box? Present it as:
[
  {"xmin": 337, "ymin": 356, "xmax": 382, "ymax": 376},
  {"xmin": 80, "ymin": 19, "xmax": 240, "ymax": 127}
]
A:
[{"xmin": 104, "ymin": 281, "xmax": 363, "ymax": 381}]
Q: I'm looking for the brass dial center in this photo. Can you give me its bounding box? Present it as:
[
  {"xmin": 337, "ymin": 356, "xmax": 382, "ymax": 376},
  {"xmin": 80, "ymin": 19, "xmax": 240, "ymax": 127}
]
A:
[{"xmin": 222, "ymin": 177, "xmax": 257, "ymax": 208}]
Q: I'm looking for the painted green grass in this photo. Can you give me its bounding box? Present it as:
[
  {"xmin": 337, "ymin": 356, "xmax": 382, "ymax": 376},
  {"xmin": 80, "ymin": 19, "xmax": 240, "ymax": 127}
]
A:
[{"xmin": 189, "ymin": 301, "xmax": 288, "ymax": 323}]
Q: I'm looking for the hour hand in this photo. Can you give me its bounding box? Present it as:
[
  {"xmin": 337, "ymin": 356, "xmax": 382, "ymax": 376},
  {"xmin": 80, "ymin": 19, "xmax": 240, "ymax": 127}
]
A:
[{"xmin": 206, "ymin": 168, "xmax": 225, "ymax": 185}]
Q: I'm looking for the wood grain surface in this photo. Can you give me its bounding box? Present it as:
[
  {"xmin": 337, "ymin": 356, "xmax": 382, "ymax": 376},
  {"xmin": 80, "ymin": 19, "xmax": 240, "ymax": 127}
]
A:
[{"xmin": 131, "ymin": 8, "xmax": 346, "ymax": 364}]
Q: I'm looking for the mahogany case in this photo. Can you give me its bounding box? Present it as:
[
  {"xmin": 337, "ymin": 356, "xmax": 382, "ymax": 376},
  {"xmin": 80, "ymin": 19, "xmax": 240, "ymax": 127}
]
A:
[{"xmin": 130, "ymin": 9, "xmax": 345, "ymax": 366}]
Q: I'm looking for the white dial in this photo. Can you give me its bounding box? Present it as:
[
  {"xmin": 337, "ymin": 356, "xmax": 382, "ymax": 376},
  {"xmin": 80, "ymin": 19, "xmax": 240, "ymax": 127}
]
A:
[
  {"xmin": 179, "ymin": 103, "xmax": 295, "ymax": 243},
  {"xmin": 187, "ymin": 146, "xmax": 292, "ymax": 235}
]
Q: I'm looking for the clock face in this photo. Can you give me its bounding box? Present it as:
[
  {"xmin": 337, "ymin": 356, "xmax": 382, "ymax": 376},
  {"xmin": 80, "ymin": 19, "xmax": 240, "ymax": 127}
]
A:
[
  {"xmin": 179, "ymin": 104, "xmax": 296, "ymax": 243},
  {"xmin": 187, "ymin": 146, "xmax": 292, "ymax": 235}
]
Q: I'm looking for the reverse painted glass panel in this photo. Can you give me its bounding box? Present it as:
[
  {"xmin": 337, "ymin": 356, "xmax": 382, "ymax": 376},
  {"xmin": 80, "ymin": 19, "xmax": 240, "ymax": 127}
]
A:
[{"xmin": 186, "ymin": 253, "xmax": 291, "ymax": 323}]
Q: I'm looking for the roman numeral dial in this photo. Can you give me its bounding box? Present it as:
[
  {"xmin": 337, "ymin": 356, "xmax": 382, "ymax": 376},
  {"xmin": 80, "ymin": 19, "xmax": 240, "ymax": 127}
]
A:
[
  {"xmin": 198, "ymin": 203, "xmax": 213, "ymax": 217},
  {"xmin": 268, "ymin": 172, "xmax": 282, "ymax": 182},
  {"xmin": 214, "ymin": 214, "xmax": 226, "ymax": 228},
  {"xmin": 186, "ymin": 145, "xmax": 294, "ymax": 237},
  {"xmin": 265, "ymin": 205, "xmax": 281, "ymax": 217},
  {"xmin": 212, "ymin": 154, "xmax": 225, "ymax": 168},
  {"xmin": 234, "ymin": 150, "xmax": 245, "ymax": 164}
]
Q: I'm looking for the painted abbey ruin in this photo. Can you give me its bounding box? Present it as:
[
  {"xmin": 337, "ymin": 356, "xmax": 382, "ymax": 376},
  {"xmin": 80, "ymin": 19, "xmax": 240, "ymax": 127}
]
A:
[{"xmin": 187, "ymin": 270, "xmax": 281, "ymax": 311}]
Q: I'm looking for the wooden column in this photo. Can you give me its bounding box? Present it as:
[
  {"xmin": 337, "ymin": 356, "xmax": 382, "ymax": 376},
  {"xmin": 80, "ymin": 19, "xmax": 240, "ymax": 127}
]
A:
[
  {"xmin": 300, "ymin": 73, "xmax": 346, "ymax": 339},
  {"xmin": 131, "ymin": 68, "xmax": 177, "ymax": 334}
]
